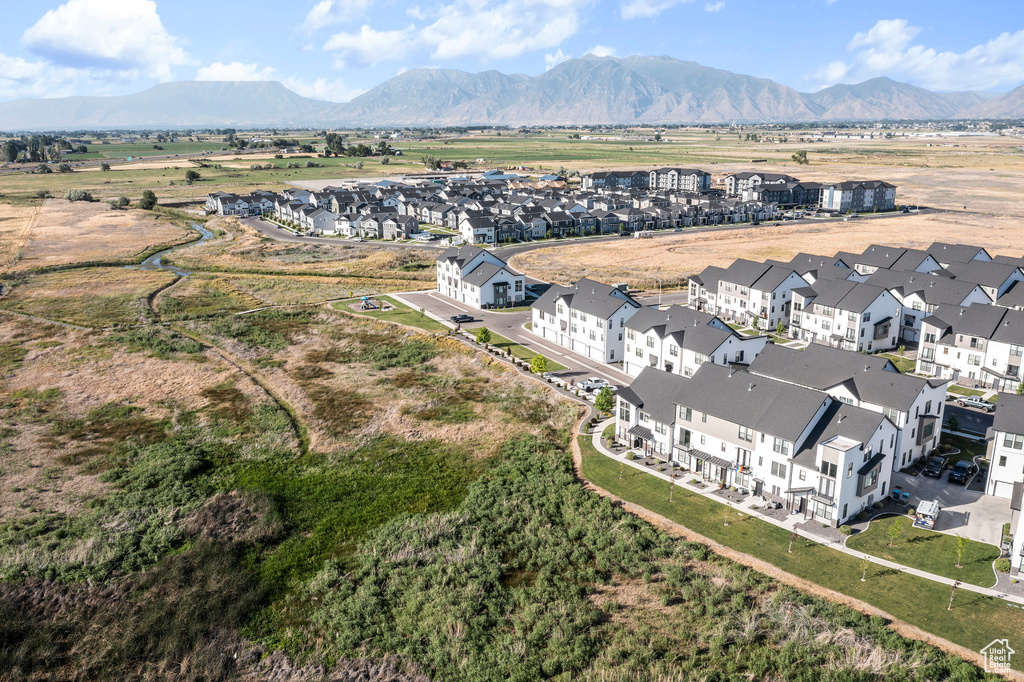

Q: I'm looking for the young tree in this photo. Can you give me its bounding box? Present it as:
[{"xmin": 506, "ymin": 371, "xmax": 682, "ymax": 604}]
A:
[
  {"xmin": 184, "ymin": 169, "xmax": 201, "ymax": 183},
  {"xmin": 56, "ymin": 162, "xmax": 72, "ymax": 173},
  {"xmin": 775, "ymin": 321, "xmax": 785, "ymax": 336},
  {"xmin": 594, "ymin": 386, "xmax": 615, "ymax": 414},
  {"xmin": 530, "ymin": 354, "xmax": 548, "ymax": 374},
  {"xmin": 475, "ymin": 326, "xmax": 492, "ymax": 345},
  {"xmin": 897, "ymin": 344, "xmax": 906, "ymax": 357},
  {"xmin": 791, "ymin": 150, "xmax": 809, "ymax": 165},
  {"xmin": 887, "ymin": 517, "xmax": 904, "ymax": 548},
  {"xmin": 138, "ymin": 190, "xmax": 158, "ymax": 210},
  {"xmin": 955, "ymin": 533, "xmax": 968, "ymax": 569},
  {"xmin": 100, "ymin": 162, "xmax": 111, "ymax": 171},
  {"xmin": 947, "ymin": 414, "xmax": 960, "ymax": 432},
  {"xmin": 860, "ymin": 555, "xmax": 871, "ymax": 582}
]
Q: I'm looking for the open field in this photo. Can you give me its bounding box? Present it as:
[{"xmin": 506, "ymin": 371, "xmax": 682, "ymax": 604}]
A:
[
  {"xmin": 335, "ymin": 295, "xmax": 451, "ymax": 333},
  {"xmin": 0, "ymin": 199, "xmax": 195, "ymax": 273},
  {"xmin": 0, "ymin": 267, "xmax": 176, "ymax": 327}
]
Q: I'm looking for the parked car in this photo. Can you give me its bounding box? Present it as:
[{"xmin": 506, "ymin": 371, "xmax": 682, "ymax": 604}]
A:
[
  {"xmin": 948, "ymin": 460, "xmax": 977, "ymax": 484},
  {"xmin": 578, "ymin": 377, "xmax": 611, "ymax": 392},
  {"xmin": 450, "ymin": 314, "xmax": 474, "ymax": 324},
  {"xmin": 956, "ymin": 396, "xmax": 995, "ymax": 412},
  {"xmin": 922, "ymin": 455, "xmax": 948, "ymax": 478}
]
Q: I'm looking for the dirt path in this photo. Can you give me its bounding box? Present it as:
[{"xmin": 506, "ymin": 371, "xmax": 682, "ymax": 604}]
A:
[
  {"xmin": 3, "ymin": 203, "xmax": 41, "ymax": 269},
  {"xmin": 0, "ymin": 308, "xmax": 92, "ymax": 331},
  {"xmin": 567, "ymin": 429, "xmax": 1020, "ymax": 680}
]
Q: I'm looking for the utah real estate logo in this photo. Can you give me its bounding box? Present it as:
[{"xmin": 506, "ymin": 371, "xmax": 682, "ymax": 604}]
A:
[{"xmin": 981, "ymin": 639, "xmax": 1015, "ymax": 674}]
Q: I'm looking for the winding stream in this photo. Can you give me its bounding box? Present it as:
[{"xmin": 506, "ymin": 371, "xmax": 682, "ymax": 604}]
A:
[{"xmin": 129, "ymin": 223, "xmax": 214, "ymax": 276}]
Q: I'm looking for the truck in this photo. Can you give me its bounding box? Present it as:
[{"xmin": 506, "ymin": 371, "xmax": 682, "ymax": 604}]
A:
[{"xmin": 633, "ymin": 230, "xmax": 654, "ymax": 239}]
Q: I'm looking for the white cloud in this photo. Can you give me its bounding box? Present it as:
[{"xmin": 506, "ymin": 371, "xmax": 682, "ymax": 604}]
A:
[
  {"xmin": 812, "ymin": 19, "xmax": 1024, "ymax": 91},
  {"xmin": 282, "ymin": 76, "xmax": 363, "ymax": 102},
  {"xmin": 323, "ymin": 24, "xmax": 414, "ymax": 66},
  {"xmin": 620, "ymin": 0, "xmax": 693, "ymax": 20},
  {"xmin": 421, "ymin": 0, "xmax": 591, "ymax": 61},
  {"xmin": 704, "ymin": 1, "xmax": 724, "ymax": 11},
  {"xmin": 397, "ymin": 66, "xmax": 408, "ymax": 75},
  {"xmin": 21, "ymin": 0, "xmax": 191, "ymax": 81},
  {"xmin": 196, "ymin": 61, "xmax": 275, "ymax": 81},
  {"xmin": 544, "ymin": 49, "xmax": 571, "ymax": 70},
  {"xmin": 587, "ymin": 44, "xmax": 617, "ymax": 57},
  {"xmin": 302, "ymin": 0, "xmax": 370, "ymax": 33},
  {"xmin": 406, "ymin": 4, "xmax": 429, "ymax": 20}
]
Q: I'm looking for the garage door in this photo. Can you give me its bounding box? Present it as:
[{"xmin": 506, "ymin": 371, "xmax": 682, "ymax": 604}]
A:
[{"xmin": 992, "ymin": 479, "xmax": 1014, "ymax": 499}]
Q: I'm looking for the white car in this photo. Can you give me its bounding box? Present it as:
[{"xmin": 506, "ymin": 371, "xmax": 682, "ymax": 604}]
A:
[{"xmin": 578, "ymin": 377, "xmax": 611, "ymax": 392}]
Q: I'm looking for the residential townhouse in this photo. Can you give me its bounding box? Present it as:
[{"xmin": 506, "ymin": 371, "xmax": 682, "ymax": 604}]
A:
[
  {"xmin": 944, "ymin": 260, "xmax": 1024, "ymax": 301},
  {"xmin": 649, "ymin": 168, "xmax": 711, "ymax": 193},
  {"xmin": 622, "ymin": 306, "xmax": 769, "ymax": 378},
  {"xmin": 789, "ymin": 280, "xmax": 902, "ymax": 352},
  {"xmin": 689, "ymin": 260, "xmax": 805, "ymax": 330},
  {"xmin": 864, "ymin": 269, "xmax": 991, "ymax": 343},
  {"xmin": 616, "ymin": 363, "xmax": 898, "ymax": 526},
  {"xmin": 531, "ymin": 278, "xmax": 642, "ymax": 363},
  {"xmin": 724, "ymin": 172, "xmax": 798, "ymax": 196},
  {"xmin": 581, "ymin": 170, "xmax": 649, "ymax": 190},
  {"xmin": 436, "ymin": 246, "xmax": 525, "ymax": 309},
  {"xmin": 927, "ymin": 242, "xmax": 992, "ymax": 268},
  {"xmin": 986, "ymin": 395, "xmax": 1024, "ymax": 499},
  {"xmin": 915, "ymin": 304, "xmax": 1024, "ymax": 393},
  {"xmin": 747, "ymin": 344, "xmax": 946, "ymax": 471}
]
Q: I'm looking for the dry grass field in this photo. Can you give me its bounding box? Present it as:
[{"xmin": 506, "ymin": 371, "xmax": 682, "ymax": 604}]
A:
[{"xmin": 0, "ymin": 199, "xmax": 193, "ymax": 272}]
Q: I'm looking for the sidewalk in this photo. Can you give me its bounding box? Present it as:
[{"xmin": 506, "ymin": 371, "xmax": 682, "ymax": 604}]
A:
[{"xmin": 588, "ymin": 418, "xmax": 1024, "ymax": 606}]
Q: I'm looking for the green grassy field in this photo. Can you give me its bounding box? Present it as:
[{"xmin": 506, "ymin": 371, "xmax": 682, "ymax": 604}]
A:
[
  {"xmin": 879, "ymin": 352, "xmax": 916, "ymax": 373},
  {"xmin": 580, "ymin": 436, "xmax": 1024, "ymax": 667},
  {"xmin": 486, "ymin": 331, "xmax": 568, "ymax": 371},
  {"xmin": 847, "ymin": 515, "xmax": 1000, "ymax": 588},
  {"xmin": 332, "ymin": 295, "xmax": 450, "ymax": 333}
]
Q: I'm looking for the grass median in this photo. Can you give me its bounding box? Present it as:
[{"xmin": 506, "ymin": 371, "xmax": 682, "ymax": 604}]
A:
[
  {"xmin": 579, "ymin": 435, "xmax": 1024, "ymax": 668},
  {"xmin": 486, "ymin": 331, "xmax": 567, "ymax": 371},
  {"xmin": 847, "ymin": 515, "xmax": 999, "ymax": 588}
]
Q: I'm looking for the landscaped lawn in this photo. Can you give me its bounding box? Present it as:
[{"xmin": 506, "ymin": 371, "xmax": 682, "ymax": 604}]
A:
[
  {"xmin": 947, "ymin": 385, "xmax": 988, "ymax": 399},
  {"xmin": 486, "ymin": 331, "xmax": 567, "ymax": 371},
  {"xmin": 333, "ymin": 296, "xmax": 449, "ymax": 333},
  {"xmin": 940, "ymin": 434, "xmax": 989, "ymax": 465},
  {"xmin": 847, "ymin": 515, "xmax": 1000, "ymax": 588},
  {"xmin": 580, "ymin": 436, "xmax": 1024, "ymax": 668},
  {"xmin": 879, "ymin": 352, "xmax": 916, "ymax": 374}
]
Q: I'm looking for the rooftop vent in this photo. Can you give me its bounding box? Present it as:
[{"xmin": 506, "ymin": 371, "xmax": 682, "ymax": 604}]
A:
[
  {"xmin": 748, "ymin": 383, "xmax": 754, "ymax": 391},
  {"xmin": 838, "ymin": 414, "xmax": 845, "ymax": 423}
]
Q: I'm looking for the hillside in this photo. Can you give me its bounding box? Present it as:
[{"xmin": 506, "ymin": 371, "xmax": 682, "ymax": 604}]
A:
[{"xmin": 2, "ymin": 55, "xmax": 1024, "ymax": 129}]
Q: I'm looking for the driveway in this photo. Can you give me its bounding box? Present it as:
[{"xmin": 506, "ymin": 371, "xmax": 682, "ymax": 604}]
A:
[
  {"xmin": 398, "ymin": 290, "xmax": 633, "ymax": 387},
  {"xmin": 890, "ymin": 470, "xmax": 1009, "ymax": 545}
]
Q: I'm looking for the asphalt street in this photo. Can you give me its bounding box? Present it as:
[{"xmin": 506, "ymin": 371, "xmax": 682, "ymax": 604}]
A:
[{"xmin": 943, "ymin": 401, "xmax": 995, "ymax": 436}]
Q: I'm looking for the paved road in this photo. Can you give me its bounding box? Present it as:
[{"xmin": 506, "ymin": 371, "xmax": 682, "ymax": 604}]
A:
[
  {"xmin": 397, "ymin": 289, "xmax": 635, "ymax": 387},
  {"xmin": 944, "ymin": 401, "xmax": 995, "ymax": 436}
]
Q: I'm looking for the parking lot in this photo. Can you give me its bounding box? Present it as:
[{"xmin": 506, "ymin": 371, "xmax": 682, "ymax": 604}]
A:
[{"xmin": 890, "ymin": 468, "xmax": 1009, "ymax": 545}]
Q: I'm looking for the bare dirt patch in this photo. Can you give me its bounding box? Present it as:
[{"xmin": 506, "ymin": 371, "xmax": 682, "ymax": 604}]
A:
[{"xmin": 1, "ymin": 199, "xmax": 192, "ymax": 272}]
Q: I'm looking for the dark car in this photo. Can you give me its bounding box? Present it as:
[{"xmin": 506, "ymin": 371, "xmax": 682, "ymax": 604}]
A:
[
  {"xmin": 922, "ymin": 455, "xmax": 948, "ymax": 478},
  {"xmin": 450, "ymin": 314, "xmax": 474, "ymax": 324},
  {"xmin": 948, "ymin": 460, "xmax": 977, "ymax": 484}
]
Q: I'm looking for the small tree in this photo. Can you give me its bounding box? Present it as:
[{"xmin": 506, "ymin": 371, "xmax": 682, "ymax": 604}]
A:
[
  {"xmin": 475, "ymin": 326, "xmax": 491, "ymax": 345},
  {"xmin": 791, "ymin": 150, "xmax": 809, "ymax": 165},
  {"xmin": 185, "ymin": 169, "xmax": 201, "ymax": 183},
  {"xmin": 955, "ymin": 533, "xmax": 968, "ymax": 569},
  {"xmin": 35, "ymin": 163, "xmax": 52, "ymax": 174},
  {"xmin": 860, "ymin": 555, "xmax": 870, "ymax": 582},
  {"xmin": 56, "ymin": 162, "xmax": 72, "ymax": 173},
  {"xmin": 108, "ymin": 196, "xmax": 129, "ymax": 210},
  {"xmin": 897, "ymin": 344, "xmax": 906, "ymax": 357},
  {"xmin": 100, "ymin": 162, "xmax": 111, "ymax": 171},
  {"xmin": 775, "ymin": 321, "xmax": 785, "ymax": 336},
  {"xmin": 138, "ymin": 190, "xmax": 158, "ymax": 210},
  {"xmin": 64, "ymin": 189, "xmax": 93, "ymax": 202},
  {"xmin": 594, "ymin": 386, "xmax": 615, "ymax": 414},
  {"xmin": 530, "ymin": 354, "xmax": 548, "ymax": 375},
  {"xmin": 947, "ymin": 414, "xmax": 960, "ymax": 433},
  {"xmin": 887, "ymin": 517, "xmax": 904, "ymax": 548}
]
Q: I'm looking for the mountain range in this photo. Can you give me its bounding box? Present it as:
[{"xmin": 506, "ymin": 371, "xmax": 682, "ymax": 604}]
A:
[{"xmin": 1, "ymin": 55, "xmax": 1022, "ymax": 130}]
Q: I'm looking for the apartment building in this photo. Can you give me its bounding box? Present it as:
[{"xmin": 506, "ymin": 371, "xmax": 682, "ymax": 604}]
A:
[
  {"xmin": 436, "ymin": 246, "xmax": 524, "ymax": 309},
  {"xmin": 531, "ymin": 278, "xmax": 642, "ymax": 362},
  {"xmin": 789, "ymin": 280, "xmax": 902, "ymax": 352},
  {"xmin": 986, "ymin": 394, "xmax": 1024, "ymax": 499},
  {"xmin": 688, "ymin": 260, "xmax": 805, "ymax": 330},
  {"xmin": 915, "ymin": 304, "xmax": 1024, "ymax": 393},
  {"xmin": 616, "ymin": 363, "xmax": 897, "ymax": 526},
  {"xmin": 819, "ymin": 181, "xmax": 897, "ymax": 213},
  {"xmin": 747, "ymin": 344, "xmax": 946, "ymax": 471},
  {"xmin": 649, "ymin": 168, "xmax": 711, "ymax": 193},
  {"xmin": 622, "ymin": 306, "xmax": 768, "ymax": 378}
]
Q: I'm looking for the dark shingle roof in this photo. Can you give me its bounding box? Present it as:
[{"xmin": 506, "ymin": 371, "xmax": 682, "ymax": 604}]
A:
[{"xmin": 993, "ymin": 394, "xmax": 1024, "ymax": 436}]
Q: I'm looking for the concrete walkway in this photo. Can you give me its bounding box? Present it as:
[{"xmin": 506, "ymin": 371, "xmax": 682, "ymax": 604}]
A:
[{"xmin": 589, "ymin": 418, "xmax": 1024, "ymax": 606}]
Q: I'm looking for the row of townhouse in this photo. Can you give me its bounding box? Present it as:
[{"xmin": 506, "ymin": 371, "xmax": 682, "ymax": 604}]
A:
[
  {"xmin": 205, "ymin": 190, "xmax": 275, "ymax": 216},
  {"xmin": 616, "ymin": 362, "xmax": 899, "ymax": 528},
  {"xmin": 436, "ymin": 246, "xmax": 525, "ymax": 309},
  {"xmin": 689, "ymin": 241, "xmax": 1024, "ymax": 365},
  {"xmin": 530, "ymin": 279, "xmax": 642, "ymax": 362}
]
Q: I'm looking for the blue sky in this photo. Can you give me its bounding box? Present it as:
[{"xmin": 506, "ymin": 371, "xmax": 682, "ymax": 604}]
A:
[{"xmin": 1, "ymin": 0, "xmax": 1022, "ymax": 103}]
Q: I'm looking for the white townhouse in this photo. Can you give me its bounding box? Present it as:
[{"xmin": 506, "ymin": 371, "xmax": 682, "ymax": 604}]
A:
[
  {"xmin": 986, "ymin": 395, "xmax": 1024, "ymax": 499},
  {"xmin": 615, "ymin": 363, "xmax": 897, "ymax": 526},
  {"xmin": 916, "ymin": 304, "xmax": 1024, "ymax": 394},
  {"xmin": 748, "ymin": 344, "xmax": 946, "ymax": 471},
  {"xmin": 789, "ymin": 280, "xmax": 902, "ymax": 352},
  {"xmin": 531, "ymin": 278, "xmax": 642, "ymax": 363},
  {"xmin": 622, "ymin": 306, "xmax": 768, "ymax": 378},
  {"xmin": 689, "ymin": 260, "xmax": 805, "ymax": 331},
  {"xmin": 205, "ymin": 191, "xmax": 275, "ymax": 216},
  {"xmin": 944, "ymin": 261, "xmax": 1024, "ymax": 302},
  {"xmin": 436, "ymin": 246, "xmax": 525, "ymax": 309}
]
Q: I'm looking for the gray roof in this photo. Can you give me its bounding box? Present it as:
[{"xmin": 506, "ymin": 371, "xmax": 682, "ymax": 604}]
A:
[
  {"xmin": 625, "ymin": 305, "xmax": 744, "ymax": 355},
  {"xmin": 719, "ymin": 259, "xmax": 772, "ymax": 287},
  {"xmin": 993, "ymin": 394, "xmax": 1024, "ymax": 436},
  {"xmin": 946, "ymin": 260, "xmax": 1023, "ymax": 289},
  {"xmin": 462, "ymin": 261, "xmax": 520, "ymax": 286},
  {"xmin": 797, "ymin": 279, "xmax": 890, "ymax": 313},
  {"xmin": 925, "ymin": 303, "xmax": 1009, "ymax": 341},
  {"xmin": 747, "ymin": 343, "xmax": 932, "ymax": 412},
  {"xmin": 928, "ymin": 242, "xmax": 991, "ymax": 264},
  {"xmin": 438, "ymin": 245, "xmax": 487, "ymax": 268},
  {"xmin": 620, "ymin": 367, "xmax": 688, "ymax": 425},
  {"xmin": 533, "ymin": 277, "xmax": 640, "ymax": 319},
  {"xmin": 865, "ymin": 270, "xmax": 987, "ymax": 306}
]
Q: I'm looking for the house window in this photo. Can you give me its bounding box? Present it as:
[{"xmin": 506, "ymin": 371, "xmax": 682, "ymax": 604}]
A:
[
  {"xmin": 999, "ymin": 456, "xmax": 1008, "ymax": 467},
  {"xmin": 610, "ymin": 350, "xmax": 615, "ymax": 359},
  {"xmin": 669, "ymin": 344, "xmax": 678, "ymax": 357},
  {"xmin": 770, "ymin": 461, "xmax": 787, "ymax": 478},
  {"xmin": 680, "ymin": 406, "xmax": 692, "ymax": 422},
  {"xmin": 738, "ymin": 425, "xmax": 753, "ymax": 442},
  {"xmin": 772, "ymin": 438, "xmax": 789, "ymax": 456},
  {"xmin": 646, "ymin": 336, "xmax": 655, "ymax": 348},
  {"xmin": 1003, "ymin": 433, "xmax": 1024, "ymax": 450},
  {"xmin": 635, "ymin": 347, "xmax": 643, "ymax": 358},
  {"xmin": 627, "ymin": 329, "xmax": 635, "ymax": 341},
  {"xmin": 619, "ymin": 403, "xmax": 630, "ymax": 421},
  {"xmin": 655, "ymin": 422, "xmax": 667, "ymax": 435},
  {"xmin": 639, "ymin": 411, "xmax": 649, "ymax": 423},
  {"xmin": 557, "ymin": 305, "xmax": 564, "ymax": 314},
  {"xmin": 847, "ymin": 463, "xmax": 853, "ymax": 479},
  {"xmin": 798, "ymin": 470, "xmax": 806, "ymax": 481}
]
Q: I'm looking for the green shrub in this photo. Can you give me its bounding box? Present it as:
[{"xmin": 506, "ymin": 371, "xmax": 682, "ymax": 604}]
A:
[
  {"xmin": 64, "ymin": 189, "xmax": 94, "ymax": 202},
  {"xmin": 839, "ymin": 525, "xmax": 852, "ymax": 535},
  {"xmin": 626, "ymin": 452, "xmax": 637, "ymax": 460},
  {"xmin": 996, "ymin": 558, "xmax": 1011, "ymax": 573}
]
